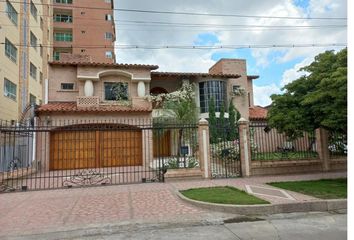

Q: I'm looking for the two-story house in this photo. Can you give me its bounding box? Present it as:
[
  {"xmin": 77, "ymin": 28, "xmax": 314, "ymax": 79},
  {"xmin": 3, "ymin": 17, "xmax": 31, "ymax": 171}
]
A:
[{"xmin": 36, "ymin": 59, "xmax": 262, "ymax": 171}]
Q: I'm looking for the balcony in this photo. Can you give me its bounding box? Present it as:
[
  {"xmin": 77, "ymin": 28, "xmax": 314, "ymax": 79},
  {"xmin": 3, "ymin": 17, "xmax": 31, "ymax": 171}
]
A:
[
  {"xmin": 53, "ymin": 14, "xmax": 73, "ymax": 28},
  {"xmin": 53, "ymin": 30, "xmax": 73, "ymax": 48}
]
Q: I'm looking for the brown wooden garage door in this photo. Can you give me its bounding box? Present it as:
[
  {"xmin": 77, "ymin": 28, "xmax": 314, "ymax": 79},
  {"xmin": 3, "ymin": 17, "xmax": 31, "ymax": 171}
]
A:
[{"xmin": 50, "ymin": 130, "xmax": 142, "ymax": 170}]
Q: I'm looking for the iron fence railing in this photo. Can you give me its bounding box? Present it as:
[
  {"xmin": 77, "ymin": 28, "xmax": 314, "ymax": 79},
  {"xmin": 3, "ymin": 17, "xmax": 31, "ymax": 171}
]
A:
[
  {"xmin": 0, "ymin": 119, "xmax": 198, "ymax": 193},
  {"xmin": 209, "ymin": 123, "xmax": 241, "ymax": 178},
  {"xmin": 249, "ymin": 122, "xmax": 318, "ymax": 161},
  {"xmin": 328, "ymin": 131, "xmax": 347, "ymax": 157}
]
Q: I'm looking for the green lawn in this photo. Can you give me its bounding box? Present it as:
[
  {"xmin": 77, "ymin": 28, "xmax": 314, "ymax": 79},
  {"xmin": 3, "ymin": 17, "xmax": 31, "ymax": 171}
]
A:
[
  {"xmin": 252, "ymin": 151, "xmax": 318, "ymax": 161},
  {"xmin": 268, "ymin": 178, "xmax": 347, "ymax": 199},
  {"xmin": 180, "ymin": 186, "xmax": 269, "ymax": 205}
]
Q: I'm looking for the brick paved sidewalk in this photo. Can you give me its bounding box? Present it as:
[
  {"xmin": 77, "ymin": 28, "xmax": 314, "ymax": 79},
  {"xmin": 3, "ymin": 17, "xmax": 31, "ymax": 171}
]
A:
[{"xmin": 0, "ymin": 171, "xmax": 346, "ymax": 238}]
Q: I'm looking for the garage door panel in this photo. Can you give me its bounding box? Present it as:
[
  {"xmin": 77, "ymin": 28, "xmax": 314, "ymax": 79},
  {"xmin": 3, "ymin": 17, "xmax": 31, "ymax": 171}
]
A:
[{"xmin": 50, "ymin": 127, "xmax": 143, "ymax": 170}]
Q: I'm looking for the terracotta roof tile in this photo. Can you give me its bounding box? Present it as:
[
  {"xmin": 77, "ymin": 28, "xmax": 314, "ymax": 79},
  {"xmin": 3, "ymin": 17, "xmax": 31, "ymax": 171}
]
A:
[
  {"xmin": 249, "ymin": 106, "xmax": 268, "ymax": 120},
  {"xmin": 49, "ymin": 61, "xmax": 159, "ymax": 70},
  {"xmin": 151, "ymin": 71, "xmax": 241, "ymax": 78},
  {"xmin": 36, "ymin": 102, "xmax": 152, "ymax": 113}
]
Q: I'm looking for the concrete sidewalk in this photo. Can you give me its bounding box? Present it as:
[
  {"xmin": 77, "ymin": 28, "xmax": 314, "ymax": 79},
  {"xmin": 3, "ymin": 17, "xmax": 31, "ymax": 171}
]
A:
[{"xmin": 0, "ymin": 171, "xmax": 346, "ymax": 238}]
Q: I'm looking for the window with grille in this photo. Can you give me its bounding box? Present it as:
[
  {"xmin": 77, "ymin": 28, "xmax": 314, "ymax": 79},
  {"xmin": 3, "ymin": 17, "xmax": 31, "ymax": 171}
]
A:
[
  {"xmin": 199, "ymin": 80, "xmax": 227, "ymax": 113},
  {"xmin": 105, "ymin": 32, "xmax": 113, "ymax": 40},
  {"xmin": 54, "ymin": 32, "xmax": 73, "ymax": 41},
  {"xmin": 55, "ymin": 0, "xmax": 73, "ymax": 3},
  {"xmin": 4, "ymin": 78, "xmax": 17, "ymax": 101},
  {"xmin": 6, "ymin": 1, "xmax": 18, "ymax": 25},
  {"xmin": 61, "ymin": 83, "xmax": 74, "ymax": 90},
  {"xmin": 5, "ymin": 38, "xmax": 17, "ymax": 62},
  {"xmin": 54, "ymin": 14, "xmax": 73, "ymax": 23}
]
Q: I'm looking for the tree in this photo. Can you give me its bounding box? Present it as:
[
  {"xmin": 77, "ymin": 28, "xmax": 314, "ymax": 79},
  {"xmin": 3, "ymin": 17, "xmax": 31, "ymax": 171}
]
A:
[
  {"xmin": 227, "ymin": 100, "xmax": 240, "ymax": 141},
  {"xmin": 208, "ymin": 97, "xmax": 217, "ymax": 143},
  {"xmin": 149, "ymin": 81, "xmax": 198, "ymax": 165},
  {"xmin": 268, "ymin": 48, "xmax": 347, "ymax": 139},
  {"xmin": 219, "ymin": 102, "xmax": 226, "ymax": 140}
]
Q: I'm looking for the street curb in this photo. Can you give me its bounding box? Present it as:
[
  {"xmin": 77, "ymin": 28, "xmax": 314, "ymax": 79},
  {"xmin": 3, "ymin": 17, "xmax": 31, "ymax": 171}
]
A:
[{"xmin": 176, "ymin": 190, "xmax": 347, "ymax": 216}]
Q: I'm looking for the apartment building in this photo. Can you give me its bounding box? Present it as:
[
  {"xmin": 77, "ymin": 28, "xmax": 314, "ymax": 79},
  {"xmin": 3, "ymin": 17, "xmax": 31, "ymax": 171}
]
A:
[
  {"xmin": 0, "ymin": 0, "xmax": 51, "ymax": 121},
  {"xmin": 52, "ymin": 0, "xmax": 116, "ymax": 63}
]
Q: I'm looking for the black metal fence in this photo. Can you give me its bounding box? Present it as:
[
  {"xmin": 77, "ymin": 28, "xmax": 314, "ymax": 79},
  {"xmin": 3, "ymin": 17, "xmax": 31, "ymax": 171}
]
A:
[
  {"xmin": 209, "ymin": 123, "xmax": 241, "ymax": 178},
  {"xmin": 0, "ymin": 119, "xmax": 198, "ymax": 193},
  {"xmin": 328, "ymin": 131, "xmax": 347, "ymax": 157},
  {"xmin": 250, "ymin": 122, "xmax": 318, "ymax": 161}
]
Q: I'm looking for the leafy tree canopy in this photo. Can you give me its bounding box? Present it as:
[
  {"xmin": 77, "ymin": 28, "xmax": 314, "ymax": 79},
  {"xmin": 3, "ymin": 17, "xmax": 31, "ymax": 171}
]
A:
[{"xmin": 268, "ymin": 48, "xmax": 347, "ymax": 139}]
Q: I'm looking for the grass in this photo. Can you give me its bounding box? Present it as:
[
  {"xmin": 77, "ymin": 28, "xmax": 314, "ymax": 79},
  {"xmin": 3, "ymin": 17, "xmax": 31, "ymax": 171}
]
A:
[
  {"xmin": 268, "ymin": 178, "xmax": 347, "ymax": 199},
  {"xmin": 252, "ymin": 151, "xmax": 318, "ymax": 161},
  {"xmin": 180, "ymin": 186, "xmax": 269, "ymax": 205}
]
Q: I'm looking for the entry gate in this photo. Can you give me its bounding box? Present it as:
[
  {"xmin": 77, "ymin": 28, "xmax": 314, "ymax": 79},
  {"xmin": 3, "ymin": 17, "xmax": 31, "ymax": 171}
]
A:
[
  {"xmin": 210, "ymin": 123, "xmax": 241, "ymax": 178},
  {"xmin": 0, "ymin": 119, "xmax": 198, "ymax": 193}
]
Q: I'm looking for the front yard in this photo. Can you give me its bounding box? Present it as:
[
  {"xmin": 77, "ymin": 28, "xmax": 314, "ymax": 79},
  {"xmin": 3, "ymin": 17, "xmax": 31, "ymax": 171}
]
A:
[
  {"xmin": 180, "ymin": 186, "xmax": 269, "ymax": 205},
  {"xmin": 268, "ymin": 178, "xmax": 347, "ymax": 199}
]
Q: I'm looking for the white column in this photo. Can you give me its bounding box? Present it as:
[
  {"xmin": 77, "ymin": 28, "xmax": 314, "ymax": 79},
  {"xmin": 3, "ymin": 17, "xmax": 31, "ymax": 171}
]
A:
[
  {"xmin": 84, "ymin": 80, "xmax": 94, "ymax": 97},
  {"xmin": 137, "ymin": 81, "xmax": 145, "ymax": 97}
]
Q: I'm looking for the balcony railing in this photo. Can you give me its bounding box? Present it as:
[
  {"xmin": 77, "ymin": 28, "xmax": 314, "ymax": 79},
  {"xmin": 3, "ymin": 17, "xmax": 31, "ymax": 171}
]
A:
[
  {"xmin": 54, "ymin": 15, "xmax": 73, "ymax": 23},
  {"xmin": 54, "ymin": 33, "xmax": 73, "ymax": 42}
]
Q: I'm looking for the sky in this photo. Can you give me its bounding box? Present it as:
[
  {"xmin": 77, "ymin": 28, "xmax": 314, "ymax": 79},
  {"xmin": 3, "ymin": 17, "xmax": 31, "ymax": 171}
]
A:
[{"xmin": 113, "ymin": 0, "xmax": 347, "ymax": 106}]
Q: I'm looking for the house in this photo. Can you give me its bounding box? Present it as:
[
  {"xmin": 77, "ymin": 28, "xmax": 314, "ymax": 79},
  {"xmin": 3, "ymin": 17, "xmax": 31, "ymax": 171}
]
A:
[{"xmin": 36, "ymin": 59, "xmax": 260, "ymax": 171}]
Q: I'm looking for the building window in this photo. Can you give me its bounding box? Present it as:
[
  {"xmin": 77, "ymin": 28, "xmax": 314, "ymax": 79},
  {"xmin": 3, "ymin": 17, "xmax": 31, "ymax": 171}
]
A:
[
  {"xmin": 105, "ymin": 32, "xmax": 113, "ymax": 40},
  {"xmin": 55, "ymin": 0, "xmax": 72, "ymax": 4},
  {"xmin": 104, "ymin": 82, "xmax": 128, "ymax": 101},
  {"xmin": 6, "ymin": 1, "xmax": 18, "ymax": 25},
  {"xmin": 54, "ymin": 32, "xmax": 73, "ymax": 41},
  {"xmin": 105, "ymin": 0, "xmax": 111, "ymax": 3},
  {"xmin": 30, "ymin": 94, "xmax": 36, "ymax": 105},
  {"xmin": 30, "ymin": 63, "xmax": 37, "ymax": 80},
  {"xmin": 5, "ymin": 38, "xmax": 17, "ymax": 62},
  {"xmin": 54, "ymin": 14, "xmax": 73, "ymax": 23},
  {"xmin": 105, "ymin": 14, "xmax": 113, "ymax": 21},
  {"xmin": 30, "ymin": 1, "xmax": 37, "ymax": 20},
  {"xmin": 105, "ymin": 51, "xmax": 113, "ymax": 59},
  {"xmin": 81, "ymin": 49, "xmax": 86, "ymax": 52},
  {"xmin": 199, "ymin": 80, "xmax": 227, "ymax": 113},
  {"xmin": 30, "ymin": 31, "xmax": 37, "ymax": 50},
  {"xmin": 53, "ymin": 52, "xmax": 60, "ymax": 61},
  {"xmin": 4, "ymin": 78, "xmax": 17, "ymax": 101},
  {"xmin": 61, "ymin": 83, "xmax": 74, "ymax": 90}
]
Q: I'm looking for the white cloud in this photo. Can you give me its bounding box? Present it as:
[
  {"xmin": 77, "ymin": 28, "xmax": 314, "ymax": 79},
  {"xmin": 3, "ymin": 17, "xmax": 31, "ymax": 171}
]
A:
[
  {"xmin": 115, "ymin": 0, "xmax": 346, "ymax": 71},
  {"xmin": 280, "ymin": 57, "xmax": 313, "ymax": 87},
  {"xmin": 114, "ymin": 0, "xmax": 347, "ymax": 105},
  {"xmin": 253, "ymin": 84, "xmax": 282, "ymax": 106}
]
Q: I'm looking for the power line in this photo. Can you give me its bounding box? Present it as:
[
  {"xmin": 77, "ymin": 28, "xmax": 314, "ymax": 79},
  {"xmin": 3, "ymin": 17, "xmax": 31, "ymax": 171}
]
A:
[
  {"xmin": 0, "ymin": 42, "xmax": 347, "ymax": 50},
  {"xmin": 0, "ymin": 10, "xmax": 348, "ymax": 29},
  {"xmin": 0, "ymin": 22, "xmax": 347, "ymax": 30},
  {"xmin": 0, "ymin": 0, "xmax": 347, "ymax": 20}
]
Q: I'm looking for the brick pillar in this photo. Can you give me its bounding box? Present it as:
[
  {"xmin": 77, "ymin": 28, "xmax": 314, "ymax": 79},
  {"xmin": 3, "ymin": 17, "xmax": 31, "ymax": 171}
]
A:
[
  {"xmin": 238, "ymin": 118, "xmax": 251, "ymax": 177},
  {"xmin": 316, "ymin": 128, "xmax": 330, "ymax": 171},
  {"xmin": 198, "ymin": 118, "xmax": 211, "ymax": 179}
]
